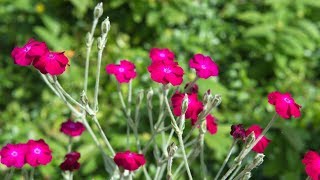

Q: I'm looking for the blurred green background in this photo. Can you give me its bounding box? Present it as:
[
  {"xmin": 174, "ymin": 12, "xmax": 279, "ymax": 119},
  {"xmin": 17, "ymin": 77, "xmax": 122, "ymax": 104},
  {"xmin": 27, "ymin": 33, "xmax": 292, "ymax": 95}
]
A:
[{"xmin": 0, "ymin": 0, "xmax": 320, "ymax": 179}]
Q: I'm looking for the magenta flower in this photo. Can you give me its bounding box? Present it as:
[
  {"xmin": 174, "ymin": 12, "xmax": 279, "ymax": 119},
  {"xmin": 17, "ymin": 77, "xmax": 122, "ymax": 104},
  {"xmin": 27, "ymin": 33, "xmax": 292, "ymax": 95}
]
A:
[
  {"xmin": 0, "ymin": 143, "xmax": 26, "ymax": 168},
  {"xmin": 189, "ymin": 54, "xmax": 219, "ymax": 79},
  {"xmin": 11, "ymin": 39, "xmax": 48, "ymax": 66},
  {"xmin": 25, "ymin": 139, "xmax": 52, "ymax": 167},
  {"xmin": 205, "ymin": 114, "xmax": 218, "ymax": 135},
  {"xmin": 245, "ymin": 125, "xmax": 271, "ymax": 153},
  {"xmin": 302, "ymin": 151, "xmax": 320, "ymax": 180},
  {"xmin": 149, "ymin": 48, "xmax": 175, "ymax": 62},
  {"xmin": 171, "ymin": 92, "xmax": 203, "ymax": 121},
  {"xmin": 60, "ymin": 119, "xmax": 86, "ymax": 137},
  {"xmin": 60, "ymin": 152, "xmax": 81, "ymax": 171},
  {"xmin": 33, "ymin": 51, "xmax": 69, "ymax": 75},
  {"xmin": 106, "ymin": 60, "xmax": 137, "ymax": 83},
  {"xmin": 113, "ymin": 151, "xmax": 146, "ymax": 171},
  {"xmin": 148, "ymin": 60, "xmax": 184, "ymax": 86},
  {"xmin": 230, "ymin": 124, "xmax": 246, "ymax": 140},
  {"xmin": 268, "ymin": 91, "xmax": 301, "ymax": 119}
]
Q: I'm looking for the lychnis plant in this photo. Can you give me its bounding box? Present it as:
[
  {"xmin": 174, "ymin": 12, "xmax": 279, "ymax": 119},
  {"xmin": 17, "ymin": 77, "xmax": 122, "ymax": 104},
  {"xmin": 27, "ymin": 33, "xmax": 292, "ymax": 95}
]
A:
[{"xmin": 2, "ymin": 2, "xmax": 317, "ymax": 180}]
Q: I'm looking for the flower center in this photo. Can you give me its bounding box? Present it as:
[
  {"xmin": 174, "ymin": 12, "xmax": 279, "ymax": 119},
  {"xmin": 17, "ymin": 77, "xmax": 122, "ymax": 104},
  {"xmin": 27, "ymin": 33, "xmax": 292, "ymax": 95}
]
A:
[
  {"xmin": 48, "ymin": 53, "xmax": 55, "ymax": 59},
  {"xmin": 283, "ymin": 97, "xmax": 291, "ymax": 103},
  {"xmin": 11, "ymin": 151, "xmax": 18, "ymax": 157},
  {"xmin": 201, "ymin": 65, "xmax": 207, "ymax": 69},
  {"xmin": 68, "ymin": 123, "xmax": 76, "ymax": 129},
  {"xmin": 34, "ymin": 148, "xmax": 41, "ymax": 154},
  {"xmin": 118, "ymin": 67, "xmax": 125, "ymax": 72},
  {"xmin": 159, "ymin": 53, "xmax": 166, "ymax": 58},
  {"xmin": 163, "ymin": 67, "xmax": 171, "ymax": 73},
  {"xmin": 24, "ymin": 46, "xmax": 31, "ymax": 52}
]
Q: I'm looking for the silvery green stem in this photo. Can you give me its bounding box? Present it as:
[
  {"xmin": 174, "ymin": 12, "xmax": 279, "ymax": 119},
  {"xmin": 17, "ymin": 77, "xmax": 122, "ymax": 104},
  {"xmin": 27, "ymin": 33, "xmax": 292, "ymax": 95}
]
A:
[
  {"xmin": 221, "ymin": 163, "xmax": 238, "ymax": 180},
  {"xmin": 199, "ymin": 124, "xmax": 207, "ymax": 179},
  {"xmin": 67, "ymin": 136, "xmax": 73, "ymax": 153},
  {"xmin": 233, "ymin": 154, "xmax": 264, "ymax": 180},
  {"xmin": 135, "ymin": 90, "xmax": 144, "ymax": 127},
  {"xmin": 229, "ymin": 162, "xmax": 242, "ymax": 179},
  {"xmin": 214, "ymin": 140, "xmax": 238, "ymax": 180},
  {"xmin": 92, "ymin": 115, "xmax": 115, "ymax": 156},
  {"xmin": 126, "ymin": 80, "xmax": 133, "ymax": 148},
  {"xmin": 163, "ymin": 88, "xmax": 193, "ymax": 179},
  {"xmin": 93, "ymin": 17, "xmax": 110, "ymax": 111},
  {"xmin": 30, "ymin": 168, "xmax": 35, "ymax": 180}
]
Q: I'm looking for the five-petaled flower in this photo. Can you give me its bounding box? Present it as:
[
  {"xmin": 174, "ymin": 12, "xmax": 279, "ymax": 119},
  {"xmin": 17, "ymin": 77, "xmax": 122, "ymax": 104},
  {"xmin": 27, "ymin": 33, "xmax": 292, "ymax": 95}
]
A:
[
  {"xmin": 60, "ymin": 119, "xmax": 86, "ymax": 137},
  {"xmin": 268, "ymin": 91, "xmax": 301, "ymax": 119},
  {"xmin": 149, "ymin": 48, "xmax": 175, "ymax": 62},
  {"xmin": 60, "ymin": 152, "xmax": 81, "ymax": 171},
  {"xmin": 106, "ymin": 60, "xmax": 137, "ymax": 83},
  {"xmin": 302, "ymin": 150, "xmax": 320, "ymax": 180},
  {"xmin": 0, "ymin": 143, "xmax": 26, "ymax": 168},
  {"xmin": 11, "ymin": 38, "xmax": 48, "ymax": 66},
  {"xmin": 113, "ymin": 151, "xmax": 146, "ymax": 171},
  {"xmin": 171, "ymin": 91, "xmax": 203, "ymax": 121},
  {"xmin": 25, "ymin": 139, "xmax": 52, "ymax": 167},
  {"xmin": 148, "ymin": 60, "xmax": 184, "ymax": 86},
  {"xmin": 33, "ymin": 51, "xmax": 69, "ymax": 75},
  {"xmin": 189, "ymin": 54, "xmax": 219, "ymax": 79},
  {"xmin": 245, "ymin": 125, "xmax": 271, "ymax": 153}
]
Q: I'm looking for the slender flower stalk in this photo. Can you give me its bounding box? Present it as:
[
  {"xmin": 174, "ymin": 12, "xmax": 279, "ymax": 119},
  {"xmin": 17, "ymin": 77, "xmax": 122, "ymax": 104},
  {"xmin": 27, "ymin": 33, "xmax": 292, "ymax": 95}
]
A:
[
  {"xmin": 5, "ymin": 169, "xmax": 14, "ymax": 180},
  {"xmin": 214, "ymin": 140, "xmax": 239, "ymax": 180}
]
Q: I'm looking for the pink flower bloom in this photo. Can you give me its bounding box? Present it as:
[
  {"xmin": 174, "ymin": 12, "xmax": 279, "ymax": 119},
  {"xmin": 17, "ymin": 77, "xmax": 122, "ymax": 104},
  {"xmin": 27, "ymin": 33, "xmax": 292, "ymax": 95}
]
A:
[
  {"xmin": 171, "ymin": 92, "xmax": 203, "ymax": 121},
  {"xmin": 0, "ymin": 143, "xmax": 26, "ymax": 168},
  {"xmin": 184, "ymin": 82, "xmax": 199, "ymax": 93},
  {"xmin": 33, "ymin": 51, "xmax": 69, "ymax": 75},
  {"xmin": 148, "ymin": 60, "xmax": 184, "ymax": 86},
  {"xmin": 113, "ymin": 151, "xmax": 146, "ymax": 171},
  {"xmin": 189, "ymin": 54, "xmax": 219, "ymax": 79},
  {"xmin": 245, "ymin": 125, "xmax": 271, "ymax": 153},
  {"xmin": 268, "ymin": 91, "xmax": 302, "ymax": 119},
  {"xmin": 205, "ymin": 114, "xmax": 218, "ymax": 135},
  {"xmin": 106, "ymin": 60, "xmax": 137, "ymax": 83},
  {"xmin": 302, "ymin": 151, "xmax": 320, "ymax": 180},
  {"xmin": 60, "ymin": 119, "xmax": 86, "ymax": 137},
  {"xmin": 60, "ymin": 152, "xmax": 81, "ymax": 171},
  {"xmin": 230, "ymin": 124, "xmax": 246, "ymax": 140},
  {"xmin": 25, "ymin": 139, "xmax": 52, "ymax": 167},
  {"xmin": 149, "ymin": 48, "xmax": 175, "ymax": 62},
  {"xmin": 11, "ymin": 39, "xmax": 48, "ymax": 66}
]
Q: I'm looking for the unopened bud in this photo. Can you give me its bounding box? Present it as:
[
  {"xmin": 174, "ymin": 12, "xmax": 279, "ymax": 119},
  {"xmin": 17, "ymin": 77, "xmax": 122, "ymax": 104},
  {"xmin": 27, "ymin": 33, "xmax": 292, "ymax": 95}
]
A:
[
  {"xmin": 203, "ymin": 90, "xmax": 212, "ymax": 104},
  {"xmin": 241, "ymin": 172, "xmax": 251, "ymax": 180},
  {"xmin": 80, "ymin": 90, "xmax": 88, "ymax": 105},
  {"xmin": 147, "ymin": 88, "xmax": 154, "ymax": 101},
  {"xmin": 211, "ymin": 94, "xmax": 222, "ymax": 107},
  {"xmin": 101, "ymin": 17, "xmax": 110, "ymax": 34},
  {"xmin": 137, "ymin": 90, "xmax": 144, "ymax": 105},
  {"xmin": 86, "ymin": 32, "xmax": 93, "ymax": 47},
  {"xmin": 167, "ymin": 142, "xmax": 178, "ymax": 157},
  {"xmin": 253, "ymin": 153, "xmax": 264, "ymax": 167},
  {"xmin": 93, "ymin": 2, "xmax": 103, "ymax": 19},
  {"xmin": 97, "ymin": 37, "xmax": 103, "ymax": 49},
  {"xmin": 181, "ymin": 94, "xmax": 188, "ymax": 114}
]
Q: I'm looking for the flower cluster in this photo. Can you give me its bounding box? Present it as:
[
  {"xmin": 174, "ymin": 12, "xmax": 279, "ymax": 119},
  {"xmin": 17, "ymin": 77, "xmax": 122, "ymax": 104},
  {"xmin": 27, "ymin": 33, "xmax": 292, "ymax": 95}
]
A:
[
  {"xmin": 59, "ymin": 119, "xmax": 85, "ymax": 171},
  {"xmin": 11, "ymin": 38, "xmax": 69, "ymax": 75},
  {"xmin": 0, "ymin": 139, "xmax": 52, "ymax": 168}
]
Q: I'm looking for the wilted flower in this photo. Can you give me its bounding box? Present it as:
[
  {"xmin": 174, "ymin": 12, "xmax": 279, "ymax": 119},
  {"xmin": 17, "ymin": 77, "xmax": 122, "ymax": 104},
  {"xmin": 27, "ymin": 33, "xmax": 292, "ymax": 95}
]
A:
[
  {"xmin": 230, "ymin": 124, "xmax": 246, "ymax": 140},
  {"xmin": 113, "ymin": 151, "xmax": 146, "ymax": 171},
  {"xmin": 205, "ymin": 114, "xmax": 218, "ymax": 135},
  {"xmin": 60, "ymin": 152, "xmax": 81, "ymax": 171},
  {"xmin": 184, "ymin": 82, "xmax": 199, "ymax": 93},
  {"xmin": 60, "ymin": 119, "xmax": 86, "ymax": 137},
  {"xmin": 106, "ymin": 60, "xmax": 137, "ymax": 83}
]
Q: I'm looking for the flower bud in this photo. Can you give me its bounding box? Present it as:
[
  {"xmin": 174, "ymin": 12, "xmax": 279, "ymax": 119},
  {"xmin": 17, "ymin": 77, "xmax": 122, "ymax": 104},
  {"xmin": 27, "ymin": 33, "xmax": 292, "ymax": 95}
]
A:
[
  {"xmin": 242, "ymin": 172, "xmax": 251, "ymax": 180},
  {"xmin": 80, "ymin": 90, "xmax": 88, "ymax": 105},
  {"xmin": 137, "ymin": 90, "xmax": 144, "ymax": 105},
  {"xmin": 230, "ymin": 124, "xmax": 246, "ymax": 140},
  {"xmin": 93, "ymin": 2, "xmax": 103, "ymax": 19},
  {"xmin": 212, "ymin": 94, "xmax": 222, "ymax": 107},
  {"xmin": 101, "ymin": 17, "xmax": 110, "ymax": 34},
  {"xmin": 181, "ymin": 94, "xmax": 188, "ymax": 115},
  {"xmin": 167, "ymin": 142, "xmax": 178, "ymax": 157},
  {"xmin": 86, "ymin": 32, "xmax": 93, "ymax": 47},
  {"xmin": 147, "ymin": 88, "xmax": 153, "ymax": 101},
  {"xmin": 253, "ymin": 153, "xmax": 264, "ymax": 167},
  {"xmin": 202, "ymin": 90, "xmax": 212, "ymax": 105}
]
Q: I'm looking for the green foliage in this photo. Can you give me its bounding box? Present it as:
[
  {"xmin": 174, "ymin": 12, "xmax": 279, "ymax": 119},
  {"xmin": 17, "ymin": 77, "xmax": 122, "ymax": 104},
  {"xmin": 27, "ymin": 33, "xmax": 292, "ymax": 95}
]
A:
[{"xmin": 0, "ymin": 0, "xmax": 319, "ymax": 179}]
